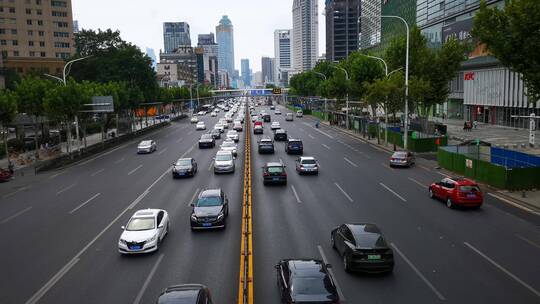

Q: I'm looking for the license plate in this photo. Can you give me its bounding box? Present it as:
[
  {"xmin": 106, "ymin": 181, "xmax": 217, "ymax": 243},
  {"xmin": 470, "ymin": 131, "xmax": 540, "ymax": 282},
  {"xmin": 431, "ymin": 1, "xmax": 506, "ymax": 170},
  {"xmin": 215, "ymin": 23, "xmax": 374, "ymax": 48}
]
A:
[
  {"xmin": 202, "ymin": 223, "xmax": 212, "ymax": 227},
  {"xmin": 467, "ymin": 194, "xmax": 476, "ymax": 198},
  {"xmin": 367, "ymin": 254, "xmax": 381, "ymax": 260},
  {"xmin": 130, "ymin": 245, "xmax": 141, "ymax": 250},
  {"xmin": 273, "ymin": 177, "xmax": 279, "ymax": 181}
]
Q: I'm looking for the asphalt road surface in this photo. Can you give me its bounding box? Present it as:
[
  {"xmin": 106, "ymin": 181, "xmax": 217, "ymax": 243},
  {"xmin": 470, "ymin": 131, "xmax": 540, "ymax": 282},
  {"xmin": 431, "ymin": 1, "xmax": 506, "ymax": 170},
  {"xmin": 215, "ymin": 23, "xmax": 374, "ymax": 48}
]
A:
[{"xmin": 0, "ymin": 99, "xmax": 539, "ymax": 304}]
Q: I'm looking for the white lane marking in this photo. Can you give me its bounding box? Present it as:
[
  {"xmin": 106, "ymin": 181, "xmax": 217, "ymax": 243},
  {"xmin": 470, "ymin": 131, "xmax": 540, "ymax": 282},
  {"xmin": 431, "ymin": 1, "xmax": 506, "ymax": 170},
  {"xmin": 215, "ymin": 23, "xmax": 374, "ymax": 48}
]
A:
[
  {"xmin": 291, "ymin": 185, "xmax": 301, "ymax": 203},
  {"xmin": 2, "ymin": 186, "xmax": 30, "ymax": 199},
  {"xmin": 90, "ymin": 168, "xmax": 105, "ymax": 177},
  {"xmin": 322, "ymin": 144, "xmax": 331, "ymax": 150},
  {"xmin": 69, "ymin": 193, "xmax": 101, "ymax": 214},
  {"xmin": 24, "ymin": 165, "xmax": 173, "ymax": 304},
  {"xmin": 303, "ymin": 122, "xmax": 334, "ymax": 138},
  {"xmin": 56, "ymin": 183, "xmax": 76, "ymax": 195},
  {"xmin": 343, "ymin": 157, "xmax": 358, "ymax": 168},
  {"xmin": 436, "ymin": 171, "xmax": 451, "ymax": 178},
  {"xmin": 175, "ymin": 137, "xmax": 184, "ymax": 143},
  {"xmin": 391, "ymin": 243, "xmax": 446, "ymax": 301},
  {"xmin": 379, "ymin": 183, "xmax": 407, "ymax": 202},
  {"xmin": 308, "ymin": 134, "xmax": 315, "ymax": 139},
  {"xmin": 464, "ymin": 242, "xmax": 540, "ymax": 297},
  {"xmin": 408, "ymin": 177, "xmax": 427, "ymax": 188},
  {"xmin": 157, "ymin": 147, "xmax": 168, "ymax": 155},
  {"xmin": 184, "ymin": 145, "xmax": 195, "ymax": 156},
  {"xmin": 488, "ymin": 193, "xmax": 540, "ymax": 216},
  {"xmin": 317, "ymin": 245, "xmax": 346, "ymax": 302},
  {"xmin": 132, "ymin": 253, "xmax": 165, "ymax": 304},
  {"xmin": 188, "ymin": 188, "xmax": 201, "ymax": 206},
  {"xmin": 515, "ymin": 234, "xmax": 540, "ymax": 250},
  {"xmin": 128, "ymin": 190, "xmax": 150, "ymax": 210},
  {"xmin": 127, "ymin": 164, "xmax": 143, "ymax": 176},
  {"xmin": 0, "ymin": 206, "xmax": 32, "ymax": 224},
  {"xmin": 49, "ymin": 171, "xmax": 66, "ymax": 179},
  {"xmin": 208, "ymin": 161, "xmax": 214, "ymax": 171},
  {"xmin": 24, "ymin": 257, "xmax": 80, "ymax": 304},
  {"xmin": 114, "ymin": 157, "xmax": 125, "ymax": 164},
  {"xmin": 370, "ymin": 145, "xmax": 391, "ymax": 154},
  {"xmin": 77, "ymin": 142, "xmax": 130, "ymax": 166},
  {"xmin": 419, "ymin": 165, "xmax": 432, "ymax": 171},
  {"xmin": 334, "ymin": 182, "xmax": 353, "ymax": 202}
]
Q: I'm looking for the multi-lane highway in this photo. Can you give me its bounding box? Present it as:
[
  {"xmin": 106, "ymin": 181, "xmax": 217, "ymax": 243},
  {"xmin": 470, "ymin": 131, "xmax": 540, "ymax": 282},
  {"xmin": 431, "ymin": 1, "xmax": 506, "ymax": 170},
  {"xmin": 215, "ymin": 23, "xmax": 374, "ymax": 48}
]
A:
[{"xmin": 0, "ymin": 98, "xmax": 539, "ymax": 304}]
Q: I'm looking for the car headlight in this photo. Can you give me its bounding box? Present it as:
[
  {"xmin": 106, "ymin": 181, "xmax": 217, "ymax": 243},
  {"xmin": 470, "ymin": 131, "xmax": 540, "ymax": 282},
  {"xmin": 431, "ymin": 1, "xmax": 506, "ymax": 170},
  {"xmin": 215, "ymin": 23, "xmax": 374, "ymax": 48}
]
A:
[
  {"xmin": 191, "ymin": 214, "xmax": 197, "ymax": 221},
  {"xmin": 148, "ymin": 234, "xmax": 157, "ymax": 242},
  {"xmin": 119, "ymin": 239, "xmax": 127, "ymax": 245},
  {"xmin": 217, "ymin": 212, "xmax": 225, "ymax": 220}
]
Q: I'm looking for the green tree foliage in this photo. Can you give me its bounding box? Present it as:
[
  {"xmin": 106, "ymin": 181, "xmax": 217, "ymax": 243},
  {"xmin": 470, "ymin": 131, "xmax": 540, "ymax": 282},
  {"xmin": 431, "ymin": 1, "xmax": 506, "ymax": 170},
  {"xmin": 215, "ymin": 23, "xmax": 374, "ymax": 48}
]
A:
[
  {"xmin": 289, "ymin": 72, "xmax": 323, "ymax": 97},
  {"xmin": 69, "ymin": 29, "xmax": 158, "ymax": 101},
  {"xmin": 0, "ymin": 90, "xmax": 18, "ymax": 158},
  {"xmin": 344, "ymin": 52, "xmax": 385, "ymax": 100},
  {"xmin": 472, "ymin": 0, "xmax": 540, "ymax": 100}
]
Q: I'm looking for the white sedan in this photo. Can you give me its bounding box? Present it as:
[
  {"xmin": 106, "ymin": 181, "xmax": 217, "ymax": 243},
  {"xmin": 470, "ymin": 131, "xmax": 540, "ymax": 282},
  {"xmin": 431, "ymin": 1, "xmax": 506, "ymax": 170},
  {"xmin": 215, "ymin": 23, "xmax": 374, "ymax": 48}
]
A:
[
  {"xmin": 271, "ymin": 122, "xmax": 281, "ymax": 130},
  {"xmin": 226, "ymin": 130, "xmax": 239, "ymax": 142},
  {"xmin": 118, "ymin": 209, "xmax": 169, "ymax": 254},
  {"xmin": 190, "ymin": 116, "xmax": 199, "ymax": 123},
  {"xmin": 196, "ymin": 122, "xmax": 206, "ymax": 130}
]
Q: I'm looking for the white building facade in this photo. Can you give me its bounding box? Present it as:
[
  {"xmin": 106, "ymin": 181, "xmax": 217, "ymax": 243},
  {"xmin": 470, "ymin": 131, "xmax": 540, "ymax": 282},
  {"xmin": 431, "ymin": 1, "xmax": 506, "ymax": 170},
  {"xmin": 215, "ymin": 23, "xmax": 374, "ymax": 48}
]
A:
[{"xmin": 292, "ymin": 0, "xmax": 319, "ymax": 72}]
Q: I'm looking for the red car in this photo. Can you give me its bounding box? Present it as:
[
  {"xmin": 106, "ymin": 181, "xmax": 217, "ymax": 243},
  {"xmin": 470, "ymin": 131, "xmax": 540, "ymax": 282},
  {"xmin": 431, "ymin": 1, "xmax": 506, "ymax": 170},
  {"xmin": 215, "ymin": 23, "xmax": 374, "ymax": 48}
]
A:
[
  {"xmin": 254, "ymin": 120, "xmax": 263, "ymax": 128},
  {"xmin": 429, "ymin": 177, "xmax": 483, "ymax": 208},
  {"xmin": 0, "ymin": 168, "xmax": 13, "ymax": 182}
]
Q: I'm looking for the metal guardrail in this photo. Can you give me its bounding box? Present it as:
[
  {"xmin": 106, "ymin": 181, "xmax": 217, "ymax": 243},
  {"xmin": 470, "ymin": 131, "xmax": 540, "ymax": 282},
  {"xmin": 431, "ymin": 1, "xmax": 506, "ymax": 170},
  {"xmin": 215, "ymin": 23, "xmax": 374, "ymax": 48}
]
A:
[{"xmin": 238, "ymin": 105, "xmax": 253, "ymax": 304}]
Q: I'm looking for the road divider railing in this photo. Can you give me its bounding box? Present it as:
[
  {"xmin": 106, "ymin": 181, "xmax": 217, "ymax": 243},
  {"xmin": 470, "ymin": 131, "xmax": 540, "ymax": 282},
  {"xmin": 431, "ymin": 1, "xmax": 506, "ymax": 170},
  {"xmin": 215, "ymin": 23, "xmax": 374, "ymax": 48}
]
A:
[{"xmin": 238, "ymin": 105, "xmax": 253, "ymax": 304}]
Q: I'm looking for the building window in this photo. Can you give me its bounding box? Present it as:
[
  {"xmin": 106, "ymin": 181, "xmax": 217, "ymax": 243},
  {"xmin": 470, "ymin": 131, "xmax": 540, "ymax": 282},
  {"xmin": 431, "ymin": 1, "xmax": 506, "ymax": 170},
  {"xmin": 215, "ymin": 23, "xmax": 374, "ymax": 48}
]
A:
[
  {"xmin": 53, "ymin": 21, "xmax": 68, "ymax": 28},
  {"xmin": 52, "ymin": 11, "xmax": 67, "ymax": 17},
  {"xmin": 27, "ymin": 19, "xmax": 32, "ymax": 25},
  {"xmin": 37, "ymin": 20, "xmax": 43, "ymax": 26},
  {"xmin": 11, "ymin": 29, "xmax": 16, "ymax": 34},
  {"xmin": 28, "ymin": 30, "xmax": 33, "ymax": 36},
  {"xmin": 30, "ymin": 51, "xmax": 36, "ymax": 56},
  {"xmin": 29, "ymin": 41, "xmax": 34, "ymax": 46},
  {"xmin": 0, "ymin": 29, "xmax": 5, "ymax": 34},
  {"xmin": 12, "ymin": 39, "xmax": 17, "ymax": 45},
  {"xmin": 9, "ymin": 7, "xmax": 15, "ymax": 13},
  {"xmin": 54, "ymin": 41, "xmax": 69, "ymax": 48},
  {"xmin": 39, "ymin": 41, "xmax": 45, "ymax": 47},
  {"xmin": 0, "ymin": 40, "xmax": 6, "ymax": 46},
  {"xmin": 38, "ymin": 30, "xmax": 44, "ymax": 36},
  {"xmin": 40, "ymin": 51, "xmax": 45, "ymax": 57},
  {"xmin": 13, "ymin": 50, "xmax": 19, "ymax": 56},
  {"xmin": 0, "ymin": 8, "xmax": 3, "ymax": 13},
  {"xmin": 36, "ymin": 9, "xmax": 42, "ymax": 15},
  {"xmin": 51, "ymin": 1, "xmax": 67, "ymax": 7},
  {"xmin": 26, "ymin": 8, "xmax": 32, "ymax": 14},
  {"xmin": 53, "ymin": 31, "xmax": 69, "ymax": 38},
  {"xmin": 55, "ymin": 52, "xmax": 70, "ymax": 59}
]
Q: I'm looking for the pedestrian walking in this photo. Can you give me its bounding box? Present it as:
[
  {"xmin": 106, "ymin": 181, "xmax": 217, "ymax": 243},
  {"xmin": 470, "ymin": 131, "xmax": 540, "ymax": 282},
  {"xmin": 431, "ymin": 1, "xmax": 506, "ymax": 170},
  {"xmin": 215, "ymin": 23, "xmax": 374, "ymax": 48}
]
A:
[{"xmin": 473, "ymin": 120, "xmax": 478, "ymax": 129}]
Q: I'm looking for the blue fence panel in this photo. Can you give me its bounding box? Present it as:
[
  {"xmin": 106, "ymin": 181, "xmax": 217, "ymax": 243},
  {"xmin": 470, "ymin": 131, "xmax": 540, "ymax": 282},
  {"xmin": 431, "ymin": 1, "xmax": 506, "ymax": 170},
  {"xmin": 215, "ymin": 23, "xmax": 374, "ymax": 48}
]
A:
[{"xmin": 490, "ymin": 147, "xmax": 540, "ymax": 168}]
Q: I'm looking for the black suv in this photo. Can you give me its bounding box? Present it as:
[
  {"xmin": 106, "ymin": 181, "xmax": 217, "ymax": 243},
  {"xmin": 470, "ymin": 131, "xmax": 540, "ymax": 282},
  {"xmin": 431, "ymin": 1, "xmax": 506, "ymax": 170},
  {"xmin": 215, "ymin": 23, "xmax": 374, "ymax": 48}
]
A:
[
  {"xmin": 285, "ymin": 139, "xmax": 303, "ymax": 154},
  {"xmin": 156, "ymin": 284, "xmax": 213, "ymax": 304},
  {"xmin": 274, "ymin": 129, "xmax": 287, "ymax": 141},
  {"xmin": 258, "ymin": 138, "xmax": 275, "ymax": 154},
  {"xmin": 262, "ymin": 162, "xmax": 287, "ymax": 185},
  {"xmin": 263, "ymin": 113, "xmax": 271, "ymax": 122},
  {"xmin": 190, "ymin": 189, "xmax": 229, "ymax": 229},
  {"xmin": 198, "ymin": 134, "xmax": 215, "ymax": 148}
]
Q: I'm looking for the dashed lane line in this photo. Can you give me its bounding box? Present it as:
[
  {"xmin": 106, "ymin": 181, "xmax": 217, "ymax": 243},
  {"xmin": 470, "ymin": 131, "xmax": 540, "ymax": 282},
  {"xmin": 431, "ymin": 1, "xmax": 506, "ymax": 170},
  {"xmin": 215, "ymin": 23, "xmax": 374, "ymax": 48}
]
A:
[
  {"xmin": 69, "ymin": 193, "xmax": 101, "ymax": 214},
  {"xmin": 334, "ymin": 182, "xmax": 354, "ymax": 202},
  {"xmin": 379, "ymin": 183, "xmax": 407, "ymax": 202},
  {"xmin": 0, "ymin": 206, "xmax": 32, "ymax": 224},
  {"xmin": 56, "ymin": 183, "xmax": 76, "ymax": 195},
  {"xmin": 127, "ymin": 164, "xmax": 143, "ymax": 176},
  {"xmin": 343, "ymin": 157, "xmax": 358, "ymax": 168},
  {"xmin": 291, "ymin": 185, "xmax": 302, "ymax": 203},
  {"xmin": 132, "ymin": 254, "xmax": 165, "ymax": 304}
]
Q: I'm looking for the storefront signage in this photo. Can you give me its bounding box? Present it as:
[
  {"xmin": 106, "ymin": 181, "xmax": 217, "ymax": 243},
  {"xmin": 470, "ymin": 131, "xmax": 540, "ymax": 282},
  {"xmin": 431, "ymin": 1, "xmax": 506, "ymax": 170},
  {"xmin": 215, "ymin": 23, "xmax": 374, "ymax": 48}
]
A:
[
  {"xmin": 443, "ymin": 18, "xmax": 473, "ymax": 43},
  {"xmin": 464, "ymin": 72, "xmax": 475, "ymax": 81}
]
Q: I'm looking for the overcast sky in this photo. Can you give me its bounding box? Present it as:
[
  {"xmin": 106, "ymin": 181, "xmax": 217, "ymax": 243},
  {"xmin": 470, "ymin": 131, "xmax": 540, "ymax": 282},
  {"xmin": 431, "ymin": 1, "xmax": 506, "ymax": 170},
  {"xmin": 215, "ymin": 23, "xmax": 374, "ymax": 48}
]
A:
[{"xmin": 72, "ymin": 0, "xmax": 326, "ymax": 72}]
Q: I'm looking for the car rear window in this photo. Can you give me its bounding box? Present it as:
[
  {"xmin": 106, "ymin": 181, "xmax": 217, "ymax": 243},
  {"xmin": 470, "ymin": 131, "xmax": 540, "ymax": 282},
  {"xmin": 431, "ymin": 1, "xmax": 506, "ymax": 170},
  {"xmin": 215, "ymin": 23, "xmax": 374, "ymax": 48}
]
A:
[
  {"xmin": 267, "ymin": 167, "xmax": 284, "ymax": 174},
  {"xmin": 459, "ymin": 185, "xmax": 480, "ymax": 192},
  {"xmin": 291, "ymin": 277, "xmax": 333, "ymax": 297},
  {"xmin": 302, "ymin": 159, "xmax": 316, "ymax": 164},
  {"xmin": 289, "ymin": 141, "xmax": 303, "ymax": 146}
]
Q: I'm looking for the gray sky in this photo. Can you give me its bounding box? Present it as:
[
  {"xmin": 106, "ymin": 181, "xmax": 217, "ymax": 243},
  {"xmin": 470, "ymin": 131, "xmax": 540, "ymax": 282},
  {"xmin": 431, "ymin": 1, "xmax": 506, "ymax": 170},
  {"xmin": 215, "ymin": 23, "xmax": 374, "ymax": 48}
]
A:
[{"xmin": 72, "ymin": 0, "xmax": 326, "ymax": 72}]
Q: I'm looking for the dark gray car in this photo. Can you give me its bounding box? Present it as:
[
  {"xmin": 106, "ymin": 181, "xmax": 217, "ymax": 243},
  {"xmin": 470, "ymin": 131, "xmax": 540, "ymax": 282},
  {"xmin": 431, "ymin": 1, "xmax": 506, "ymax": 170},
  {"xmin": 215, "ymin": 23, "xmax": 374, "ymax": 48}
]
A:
[{"xmin": 190, "ymin": 189, "xmax": 229, "ymax": 229}]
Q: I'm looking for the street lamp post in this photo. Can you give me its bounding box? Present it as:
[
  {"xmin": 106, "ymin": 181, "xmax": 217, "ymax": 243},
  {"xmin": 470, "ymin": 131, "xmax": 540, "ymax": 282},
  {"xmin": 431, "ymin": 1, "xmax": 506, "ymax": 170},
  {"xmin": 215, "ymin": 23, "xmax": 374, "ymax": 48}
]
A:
[
  {"xmin": 360, "ymin": 15, "xmax": 410, "ymax": 150},
  {"xmin": 44, "ymin": 56, "xmax": 92, "ymax": 154},
  {"xmin": 329, "ymin": 65, "xmax": 350, "ymax": 129}
]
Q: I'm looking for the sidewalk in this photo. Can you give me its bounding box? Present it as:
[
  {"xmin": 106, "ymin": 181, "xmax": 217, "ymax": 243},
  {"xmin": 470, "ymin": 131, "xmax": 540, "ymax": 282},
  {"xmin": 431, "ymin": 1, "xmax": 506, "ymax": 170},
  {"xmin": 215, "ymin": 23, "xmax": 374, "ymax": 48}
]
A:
[{"xmin": 318, "ymin": 118, "xmax": 540, "ymax": 216}]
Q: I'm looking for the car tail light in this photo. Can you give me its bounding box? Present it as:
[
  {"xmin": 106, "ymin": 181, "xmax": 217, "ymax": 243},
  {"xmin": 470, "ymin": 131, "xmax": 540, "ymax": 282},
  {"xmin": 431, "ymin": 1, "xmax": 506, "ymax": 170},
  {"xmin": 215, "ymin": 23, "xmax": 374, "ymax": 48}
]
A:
[
  {"xmin": 263, "ymin": 172, "xmax": 270, "ymax": 177},
  {"xmin": 282, "ymin": 172, "xmax": 287, "ymax": 177}
]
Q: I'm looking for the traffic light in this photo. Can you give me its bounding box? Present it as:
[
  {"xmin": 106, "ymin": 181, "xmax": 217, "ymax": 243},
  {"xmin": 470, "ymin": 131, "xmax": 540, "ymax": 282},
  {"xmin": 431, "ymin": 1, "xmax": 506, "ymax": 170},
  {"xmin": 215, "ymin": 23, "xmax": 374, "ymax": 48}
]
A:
[{"xmin": 272, "ymin": 87, "xmax": 282, "ymax": 95}]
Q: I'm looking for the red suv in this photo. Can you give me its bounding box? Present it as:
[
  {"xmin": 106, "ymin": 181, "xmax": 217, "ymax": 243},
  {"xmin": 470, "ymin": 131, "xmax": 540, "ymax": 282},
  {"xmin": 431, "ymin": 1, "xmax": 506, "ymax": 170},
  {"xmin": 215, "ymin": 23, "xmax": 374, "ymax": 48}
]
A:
[{"xmin": 429, "ymin": 177, "xmax": 483, "ymax": 208}]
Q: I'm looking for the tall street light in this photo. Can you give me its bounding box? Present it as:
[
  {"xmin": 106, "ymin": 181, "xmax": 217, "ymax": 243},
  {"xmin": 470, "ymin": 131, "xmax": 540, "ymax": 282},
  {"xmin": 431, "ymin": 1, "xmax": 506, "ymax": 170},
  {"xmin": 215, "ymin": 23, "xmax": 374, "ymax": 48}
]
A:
[
  {"xmin": 329, "ymin": 65, "xmax": 350, "ymax": 129},
  {"xmin": 44, "ymin": 55, "xmax": 92, "ymax": 153},
  {"xmin": 360, "ymin": 15, "xmax": 409, "ymax": 150}
]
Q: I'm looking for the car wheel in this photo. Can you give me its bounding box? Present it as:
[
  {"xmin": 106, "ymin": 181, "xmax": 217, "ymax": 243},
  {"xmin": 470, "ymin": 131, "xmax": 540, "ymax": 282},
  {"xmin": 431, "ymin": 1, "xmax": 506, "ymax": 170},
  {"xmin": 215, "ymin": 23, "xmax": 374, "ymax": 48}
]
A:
[
  {"xmin": 331, "ymin": 234, "xmax": 336, "ymax": 249},
  {"xmin": 343, "ymin": 254, "xmax": 351, "ymax": 273},
  {"xmin": 446, "ymin": 197, "xmax": 454, "ymax": 209},
  {"xmin": 429, "ymin": 188, "xmax": 434, "ymax": 199}
]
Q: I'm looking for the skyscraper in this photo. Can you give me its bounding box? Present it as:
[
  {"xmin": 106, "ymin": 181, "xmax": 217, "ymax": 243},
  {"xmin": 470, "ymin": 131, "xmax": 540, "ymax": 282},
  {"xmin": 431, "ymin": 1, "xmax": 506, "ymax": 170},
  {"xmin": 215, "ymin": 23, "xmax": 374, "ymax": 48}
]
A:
[
  {"xmin": 261, "ymin": 57, "xmax": 274, "ymax": 84},
  {"xmin": 292, "ymin": 0, "xmax": 319, "ymax": 72},
  {"xmin": 241, "ymin": 59, "xmax": 251, "ymax": 87},
  {"xmin": 325, "ymin": 0, "xmax": 361, "ymax": 61},
  {"xmin": 359, "ymin": 0, "xmax": 381, "ymax": 49},
  {"xmin": 163, "ymin": 22, "xmax": 191, "ymax": 53},
  {"xmin": 216, "ymin": 15, "xmax": 235, "ymax": 76},
  {"xmin": 197, "ymin": 33, "xmax": 219, "ymax": 87},
  {"xmin": 274, "ymin": 29, "xmax": 292, "ymax": 86}
]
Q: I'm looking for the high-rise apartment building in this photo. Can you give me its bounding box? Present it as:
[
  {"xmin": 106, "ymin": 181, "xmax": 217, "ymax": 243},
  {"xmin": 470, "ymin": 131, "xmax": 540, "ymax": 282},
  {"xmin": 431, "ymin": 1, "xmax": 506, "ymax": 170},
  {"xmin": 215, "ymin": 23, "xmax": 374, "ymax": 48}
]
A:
[
  {"xmin": 197, "ymin": 33, "xmax": 219, "ymax": 87},
  {"xmin": 158, "ymin": 45, "xmax": 197, "ymax": 86},
  {"xmin": 0, "ymin": 0, "xmax": 75, "ymax": 76},
  {"xmin": 261, "ymin": 56, "xmax": 274, "ymax": 84},
  {"xmin": 240, "ymin": 58, "xmax": 251, "ymax": 87},
  {"xmin": 274, "ymin": 29, "xmax": 292, "ymax": 86},
  {"xmin": 375, "ymin": 0, "xmax": 416, "ymax": 54},
  {"xmin": 359, "ymin": 0, "xmax": 381, "ymax": 49},
  {"xmin": 325, "ymin": 0, "xmax": 361, "ymax": 62},
  {"xmin": 216, "ymin": 15, "xmax": 235, "ymax": 76},
  {"xmin": 292, "ymin": 0, "xmax": 318, "ymax": 72},
  {"xmin": 163, "ymin": 22, "xmax": 191, "ymax": 53}
]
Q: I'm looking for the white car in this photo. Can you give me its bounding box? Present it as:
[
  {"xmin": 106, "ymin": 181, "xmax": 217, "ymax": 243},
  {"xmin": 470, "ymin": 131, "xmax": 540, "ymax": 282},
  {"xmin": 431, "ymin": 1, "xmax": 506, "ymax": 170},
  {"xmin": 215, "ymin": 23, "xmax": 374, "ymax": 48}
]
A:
[
  {"xmin": 213, "ymin": 150, "xmax": 235, "ymax": 174},
  {"xmin": 275, "ymin": 109, "xmax": 281, "ymax": 115},
  {"xmin": 211, "ymin": 111, "xmax": 217, "ymax": 117},
  {"xmin": 196, "ymin": 122, "xmax": 206, "ymax": 130},
  {"xmin": 214, "ymin": 124, "xmax": 225, "ymax": 133},
  {"xmin": 296, "ymin": 110, "xmax": 303, "ymax": 118},
  {"xmin": 197, "ymin": 111, "xmax": 206, "ymax": 116},
  {"xmin": 137, "ymin": 140, "xmax": 156, "ymax": 153},
  {"xmin": 285, "ymin": 113, "xmax": 294, "ymax": 121},
  {"xmin": 226, "ymin": 130, "xmax": 239, "ymax": 142},
  {"xmin": 220, "ymin": 140, "xmax": 238, "ymax": 156},
  {"xmin": 271, "ymin": 122, "xmax": 281, "ymax": 130},
  {"xmin": 233, "ymin": 122, "xmax": 243, "ymax": 131},
  {"xmin": 118, "ymin": 209, "xmax": 169, "ymax": 254},
  {"xmin": 190, "ymin": 116, "xmax": 199, "ymax": 123}
]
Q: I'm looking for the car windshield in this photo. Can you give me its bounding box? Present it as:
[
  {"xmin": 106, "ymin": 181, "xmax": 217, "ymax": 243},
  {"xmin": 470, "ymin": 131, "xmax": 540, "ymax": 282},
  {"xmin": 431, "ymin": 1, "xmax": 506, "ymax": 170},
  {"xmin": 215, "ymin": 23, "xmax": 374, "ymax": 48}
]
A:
[
  {"xmin": 302, "ymin": 159, "xmax": 316, "ymax": 165},
  {"xmin": 196, "ymin": 196, "xmax": 222, "ymax": 207},
  {"xmin": 459, "ymin": 185, "xmax": 480, "ymax": 192},
  {"xmin": 267, "ymin": 167, "xmax": 283, "ymax": 173},
  {"xmin": 175, "ymin": 159, "xmax": 191, "ymax": 166},
  {"xmin": 291, "ymin": 277, "xmax": 333, "ymax": 297},
  {"xmin": 216, "ymin": 154, "xmax": 232, "ymax": 161},
  {"xmin": 140, "ymin": 141, "xmax": 151, "ymax": 146},
  {"xmin": 201, "ymin": 134, "xmax": 212, "ymax": 139},
  {"xmin": 393, "ymin": 152, "xmax": 407, "ymax": 158},
  {"xmin": 126, "ymin": 217, "xmax": 155, "ymax": 231},
  {"xmin": 222, "ymin": 142, "xmax": 235, "ymax": 147}
]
